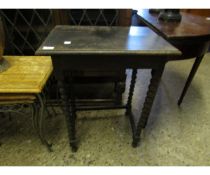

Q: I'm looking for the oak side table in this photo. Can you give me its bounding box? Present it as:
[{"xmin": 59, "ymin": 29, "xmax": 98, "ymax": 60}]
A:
[
  {"xmin": 36, "ymin": 26, "xmax": 181, "ymax": 152},
  {"xmin": 0, "ymin": 56, "xmax": 53, "ymax": 151}
]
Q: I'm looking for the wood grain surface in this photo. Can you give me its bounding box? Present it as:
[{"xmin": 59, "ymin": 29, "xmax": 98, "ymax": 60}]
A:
[
  {"xmin": 0, "ymin": 56, "xmax": 53, "ymax": 93},
  {"xmin": 0, "ymin": 94, "xmax": 36, "ymax": 100}
]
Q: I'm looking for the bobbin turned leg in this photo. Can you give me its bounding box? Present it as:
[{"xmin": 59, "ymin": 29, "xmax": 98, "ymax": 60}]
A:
[
  {"xmin": 125, "ymin": 69, "xmax": 138, "ymax": 143},
  {"xmin": 58, "ymin": 76, "xmax": 77, "ymax": 152},
  {"xmin": 125, "ymin": 69, "xmax": 137, "ymax": 116},
  {"xmin": 133, "ymin": 65, "xmax": 165, "ymax": 147}
]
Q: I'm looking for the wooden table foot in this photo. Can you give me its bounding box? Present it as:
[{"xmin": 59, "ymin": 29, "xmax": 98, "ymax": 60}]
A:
[{"xmin": 132, "ymin": 137, "xmax": 140, "ymax": 148}]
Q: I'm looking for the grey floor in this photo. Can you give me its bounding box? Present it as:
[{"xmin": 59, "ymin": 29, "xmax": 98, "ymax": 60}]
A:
[{"xmin": 0, "ymin": 53, "xmax": 210, "ymax": 166}]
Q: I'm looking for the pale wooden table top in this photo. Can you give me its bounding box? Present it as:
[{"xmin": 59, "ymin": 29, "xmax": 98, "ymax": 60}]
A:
[{"xmin": 0, "ymin": 56, "xmax": 53, "ymax": 93}]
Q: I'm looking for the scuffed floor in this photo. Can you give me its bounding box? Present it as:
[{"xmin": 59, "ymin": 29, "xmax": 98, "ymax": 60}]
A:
[{"xmin": 0, "ymin": 53, "xmax": 210, "ymax": 166}]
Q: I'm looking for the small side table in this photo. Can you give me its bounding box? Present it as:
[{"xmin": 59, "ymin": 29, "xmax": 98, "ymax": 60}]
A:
[
  {"xmin": 0, "ymin": 56, "xmax": 53, "ymax": 151},
  {"xmin": 36, "ymin": 26, "xmax": 181, "ymax": 151}
]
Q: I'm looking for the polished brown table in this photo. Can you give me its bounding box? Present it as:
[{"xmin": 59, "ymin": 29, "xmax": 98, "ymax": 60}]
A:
[
  {"xmin": 137, "ymin": 9, "xmax": 210, "ymax": 105},
  {"xmin": 36, "ymin": 25, "xmax": 181, "ymax": 152}
]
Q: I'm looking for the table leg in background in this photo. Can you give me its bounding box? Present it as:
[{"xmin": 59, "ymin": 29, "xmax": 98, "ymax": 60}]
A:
[
  {"xmin": 178, "ymin": 55, "xmax": 204, "ymax": 106},
  {"xmin": 125, "ymin": 69, "xmax": 138, "ymax": 141},
  {"xmin": 126, "ymin": 69, "xmax": 137, "ymax": 116}
]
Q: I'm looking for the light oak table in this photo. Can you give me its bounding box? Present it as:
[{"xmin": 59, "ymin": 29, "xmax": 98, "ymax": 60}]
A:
[{"xmin": 0, "ymin": 56, "xmax": 53, "ymax": 151}]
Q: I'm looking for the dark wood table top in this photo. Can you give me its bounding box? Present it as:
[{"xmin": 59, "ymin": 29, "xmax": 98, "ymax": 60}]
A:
[
  {"xmin": 137, "ymin": 9, "xmax": 210, "ymax": 40},
  {"xmin": 36, "ymin": 25, "xmax": 180, "ymax": 57}
]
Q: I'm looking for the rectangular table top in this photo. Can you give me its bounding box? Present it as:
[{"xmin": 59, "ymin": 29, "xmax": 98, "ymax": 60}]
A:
[
  {"xmin": 36, "ymin": 25, "xmax": 181, "ymax": 56},
  {"xmin": 0, "ymin": 56, "xmax": 53, "ymax": 93}
]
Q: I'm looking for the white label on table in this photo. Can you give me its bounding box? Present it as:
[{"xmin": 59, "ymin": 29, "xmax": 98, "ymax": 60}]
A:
[
  {"xmin": 42, "ymin": 46, "xmax": 55, "ymax": 50},
  {"xmin": 64, "ymin": 41, "xmax": 71, "ymax": 45},
  {"xmin": 206, "ymin": 17, "xmax": 210, "ymax": 21}
]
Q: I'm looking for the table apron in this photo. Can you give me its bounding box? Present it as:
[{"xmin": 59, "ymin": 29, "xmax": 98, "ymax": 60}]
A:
[
  {"xmin": 170, "ymin": 40, "xmax": 210, "ymax": 59},
  {"xmin": 51, "ymin": 55, "xmax": 168, "ymax": 72}
]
